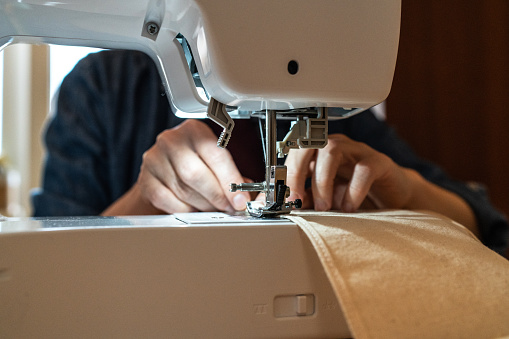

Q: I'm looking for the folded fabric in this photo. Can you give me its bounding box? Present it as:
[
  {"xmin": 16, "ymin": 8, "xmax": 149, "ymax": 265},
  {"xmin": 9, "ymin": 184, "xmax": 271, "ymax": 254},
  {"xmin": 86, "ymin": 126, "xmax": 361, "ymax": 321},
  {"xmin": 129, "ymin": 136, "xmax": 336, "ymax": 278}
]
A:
[{"xmin": 287, "ymin": 210, "xmax": 509, "ymax": 339}]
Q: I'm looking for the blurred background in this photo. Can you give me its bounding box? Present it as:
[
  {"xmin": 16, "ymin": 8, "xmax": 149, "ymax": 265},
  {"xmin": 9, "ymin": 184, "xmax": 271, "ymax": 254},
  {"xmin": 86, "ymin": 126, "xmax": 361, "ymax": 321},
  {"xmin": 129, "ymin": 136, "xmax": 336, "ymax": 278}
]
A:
[
  {"xmin": 0, "ymin": 1, "xmax": 508, "ymax": 223},
  {"xmin": 0, "ymin": 44, "xmax": 98, "ymax": 216},
  {"xmin": 386, "ymin": 1, "xmax": 509, "ymax": 219}
]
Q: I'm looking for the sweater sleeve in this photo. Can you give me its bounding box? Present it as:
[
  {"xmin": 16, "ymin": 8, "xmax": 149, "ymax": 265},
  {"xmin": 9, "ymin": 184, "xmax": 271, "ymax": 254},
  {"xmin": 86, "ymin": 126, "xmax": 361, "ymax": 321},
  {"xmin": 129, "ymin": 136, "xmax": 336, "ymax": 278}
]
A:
[
  {"xmin": 32, "ymin": 53, "xmax": 112, "ymax": 216},
  {"xmin": 32, "ymin": 50, "xmax": 184, "ymax": 217}
]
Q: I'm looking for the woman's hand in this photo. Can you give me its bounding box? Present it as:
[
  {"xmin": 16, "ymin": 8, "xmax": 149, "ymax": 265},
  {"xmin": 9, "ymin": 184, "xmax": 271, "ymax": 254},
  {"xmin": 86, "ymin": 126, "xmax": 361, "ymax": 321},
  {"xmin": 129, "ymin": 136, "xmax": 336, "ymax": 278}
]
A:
[
  {"xmin": 285, "ymin": 133, "xmax": 478, "ymax": 234},
  {"xmin": 102, "ymin": 119, "xmax": 250, "ymax": 215}
]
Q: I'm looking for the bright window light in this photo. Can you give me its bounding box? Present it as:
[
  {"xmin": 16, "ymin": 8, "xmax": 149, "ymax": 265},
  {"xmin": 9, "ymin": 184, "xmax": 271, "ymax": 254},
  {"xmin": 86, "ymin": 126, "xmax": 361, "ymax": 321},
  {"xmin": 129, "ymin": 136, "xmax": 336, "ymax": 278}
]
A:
[{"xmin": 49, "ymin": 45, "xmax": 102, "ymax": 105}]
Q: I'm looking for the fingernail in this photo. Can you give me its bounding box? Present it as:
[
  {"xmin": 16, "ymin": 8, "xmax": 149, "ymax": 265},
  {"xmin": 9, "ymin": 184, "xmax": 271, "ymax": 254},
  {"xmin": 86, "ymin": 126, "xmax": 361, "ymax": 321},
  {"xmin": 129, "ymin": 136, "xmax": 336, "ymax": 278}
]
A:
[{"xmin": 233, "ymin": 194, "xmax": 248, "ymax": 210}]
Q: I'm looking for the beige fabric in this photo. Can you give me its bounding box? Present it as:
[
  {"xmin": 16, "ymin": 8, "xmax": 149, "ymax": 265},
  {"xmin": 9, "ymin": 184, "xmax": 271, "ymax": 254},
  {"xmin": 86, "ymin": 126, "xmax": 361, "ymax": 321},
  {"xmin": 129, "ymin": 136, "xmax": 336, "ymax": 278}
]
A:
[{"xmin": 286, "ymin": 210, "xmax": 509, "ymax": 339}]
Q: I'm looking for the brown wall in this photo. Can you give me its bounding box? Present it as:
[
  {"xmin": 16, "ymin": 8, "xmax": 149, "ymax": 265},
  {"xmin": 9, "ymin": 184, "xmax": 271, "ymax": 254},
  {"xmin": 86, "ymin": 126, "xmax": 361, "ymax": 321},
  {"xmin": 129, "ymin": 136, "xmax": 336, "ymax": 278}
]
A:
[{"xmin": 386, "ymin": 1, "xmax": 509, "ymax": 220}]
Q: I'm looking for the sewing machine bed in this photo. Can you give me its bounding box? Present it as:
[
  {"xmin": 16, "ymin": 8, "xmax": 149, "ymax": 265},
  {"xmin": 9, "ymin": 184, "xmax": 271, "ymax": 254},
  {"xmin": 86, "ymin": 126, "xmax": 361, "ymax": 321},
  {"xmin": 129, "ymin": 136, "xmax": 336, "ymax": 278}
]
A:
[{"xmin": 0, "ymin": 213, "xmax": 350, "ymax": 338}]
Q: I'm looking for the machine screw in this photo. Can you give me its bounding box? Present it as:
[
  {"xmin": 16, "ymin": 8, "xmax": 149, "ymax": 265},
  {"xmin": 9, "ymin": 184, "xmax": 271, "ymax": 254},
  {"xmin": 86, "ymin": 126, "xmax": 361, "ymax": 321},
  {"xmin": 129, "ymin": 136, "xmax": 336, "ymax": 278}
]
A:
[
  {"xmin": 146, "ymin": 22, "xmax": 159, "ymax": 36},
  {"xmin": 230, "ymin": 182, "xmax": 265, "ymax": 192},
  {"xmin": 293, "ymin": 199, "xmax": 302, "ymax": 209}
]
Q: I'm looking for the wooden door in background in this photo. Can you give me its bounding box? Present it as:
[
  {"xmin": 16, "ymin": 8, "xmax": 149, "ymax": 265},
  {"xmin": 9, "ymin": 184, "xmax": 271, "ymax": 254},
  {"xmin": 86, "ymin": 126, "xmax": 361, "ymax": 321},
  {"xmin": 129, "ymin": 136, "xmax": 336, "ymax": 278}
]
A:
[{"xmin": 386, "ymin": 1, "xmax": 509, "ymax": 220}]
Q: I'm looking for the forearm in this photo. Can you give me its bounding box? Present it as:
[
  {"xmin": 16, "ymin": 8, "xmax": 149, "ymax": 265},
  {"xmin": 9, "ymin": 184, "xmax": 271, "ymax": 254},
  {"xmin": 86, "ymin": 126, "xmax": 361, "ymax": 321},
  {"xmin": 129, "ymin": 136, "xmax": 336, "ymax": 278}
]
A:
[{"xmin": 404, "ymin": 168, "xmax": 479, "ymax": 236}]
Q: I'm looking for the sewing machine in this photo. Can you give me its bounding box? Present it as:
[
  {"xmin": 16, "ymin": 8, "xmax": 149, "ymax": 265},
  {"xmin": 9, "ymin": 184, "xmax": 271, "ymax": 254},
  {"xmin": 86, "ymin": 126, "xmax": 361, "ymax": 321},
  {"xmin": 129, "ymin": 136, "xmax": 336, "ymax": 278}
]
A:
[
  {"xmin": 1, "ymin": 0, "xmax": 400, "ymax": 217},
  {"xmin": 0, "ymin": 0, "xmax": 400, "ymax": 337}
]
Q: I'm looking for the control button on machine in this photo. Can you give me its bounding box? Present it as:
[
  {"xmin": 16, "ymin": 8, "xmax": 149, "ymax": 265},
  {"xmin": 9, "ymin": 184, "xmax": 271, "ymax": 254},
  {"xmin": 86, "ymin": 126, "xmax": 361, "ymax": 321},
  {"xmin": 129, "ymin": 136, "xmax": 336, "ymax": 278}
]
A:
[{"xmin": 274, "ymin": 294, "xmax": 315, "ymax": 318}]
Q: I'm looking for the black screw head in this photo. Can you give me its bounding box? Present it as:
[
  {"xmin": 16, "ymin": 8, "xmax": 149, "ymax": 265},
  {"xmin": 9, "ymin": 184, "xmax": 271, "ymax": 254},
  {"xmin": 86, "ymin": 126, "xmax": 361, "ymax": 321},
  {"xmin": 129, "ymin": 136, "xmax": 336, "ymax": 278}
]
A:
[
  {"xmin": 146, "ymin": 22, "xmax": 159, "ymax": 35},
  {"xmin": 294, "ymin": 199, "xmax": 302, "ymax": 209}
]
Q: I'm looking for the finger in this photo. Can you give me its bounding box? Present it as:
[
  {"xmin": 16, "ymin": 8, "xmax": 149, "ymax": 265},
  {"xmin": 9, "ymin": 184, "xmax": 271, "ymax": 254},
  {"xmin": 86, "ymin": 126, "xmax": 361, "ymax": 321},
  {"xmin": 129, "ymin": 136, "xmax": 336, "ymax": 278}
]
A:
[
  {"xmin": 300, "ymin": 188, "xmax": 314, "ymax": 209},
  {"xmin": 342, "ymin": 159, "xmax": 380, "ymax": 212},
  {"xmin": 312, "ymin": 146, "xmax": 343, "ymax": 211},
  {"xmin": 143, "ymin": 146, "xmax": 219, "ymax": 212},
  {"xmin": 359, "ymin": 193, "xmax": 381, "ymax": 210},
  {"xmin": 254, "ymin": 192, "xmax": 265, "ymax": 202},
  {"xmin": 168, "ymin": 145, "xmax": 238, "ymax": 212},
  {"xmin": 285, "ymin": 148, "xmax": 316, "ymax": 203},
  {"xmin": 138, "ymin": 166, "xmax": 197, "ymax": 213},
  {"xmin": 313, "ymin": 134, "xmax": 376, "ymax": 211},
  {"xmin": 331, "ymin": 181, "xmax": 348, "ymax": 210},
  {"xmin": 194, "ymin": 132, "xmax": 251, "ymax": 211}
]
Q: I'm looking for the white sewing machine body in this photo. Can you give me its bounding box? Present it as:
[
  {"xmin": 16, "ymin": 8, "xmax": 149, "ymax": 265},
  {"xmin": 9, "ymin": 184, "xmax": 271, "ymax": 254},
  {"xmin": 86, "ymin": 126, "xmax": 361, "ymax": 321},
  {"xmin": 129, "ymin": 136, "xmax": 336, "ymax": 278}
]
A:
[
  {"xmin": 1, "ymin": 0, "xmax": 401, "ymax": 216},
  {"xmin": 0, "ymin": 0, "xmax": 400, "ymax": 114},
  {"xmin": 0, "ymin": 213, "xmax": 350, "ymax": 338}
]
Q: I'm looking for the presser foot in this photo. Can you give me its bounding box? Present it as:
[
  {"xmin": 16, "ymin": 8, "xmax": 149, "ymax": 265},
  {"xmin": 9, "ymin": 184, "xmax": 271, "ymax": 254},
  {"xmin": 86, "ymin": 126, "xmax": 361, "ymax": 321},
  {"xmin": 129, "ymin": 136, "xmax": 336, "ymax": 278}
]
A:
[
  {"xmin": 246, "ymin": 199, "xmax": 302, "ymax": 218},
  {"xmin": 231, "ymin": 181, "xmax": 302, "ymax": 218}
]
